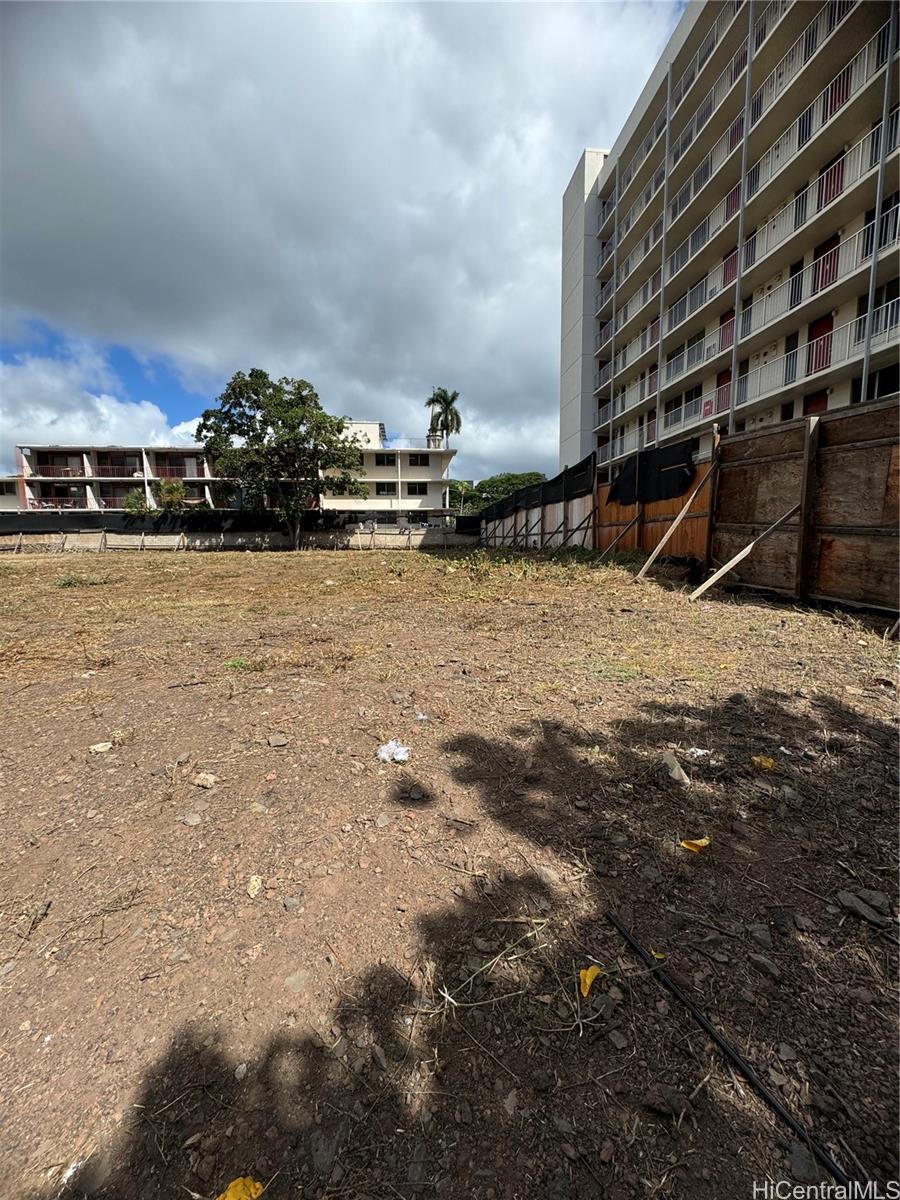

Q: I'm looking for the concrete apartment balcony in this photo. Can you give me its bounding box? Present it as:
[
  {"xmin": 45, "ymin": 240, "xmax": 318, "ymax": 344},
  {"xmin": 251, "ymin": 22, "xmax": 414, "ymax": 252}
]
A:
[
  {"xmin": 655, "ymin": 299, "xmax": 899, "ymax": 442},
  {"xmin": 611, "ymin": 316, "xmax": 662, "ymax": 383},
  {"xmin": 670, "ymin": 0, "xmax": 747, "ymax": 115},
  {"xmin": 654, "ymin": 113, "xmax": 897, "ymax": 361},
  {"xmin": 663, "ymin": 18, "xmax": 892, "ymax": 295},
  {"xmin": 94, "ymin": 464, "xmax": 144, "ymax": 478},
  {"xmin": 382, "ymin": 436, "xmax": 448, "ymax": 451}
]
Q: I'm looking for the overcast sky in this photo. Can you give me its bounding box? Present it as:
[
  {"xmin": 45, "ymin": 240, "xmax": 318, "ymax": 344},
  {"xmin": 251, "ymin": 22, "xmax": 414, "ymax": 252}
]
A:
[{"xmin": 0, "ymin": 1, "xmax": 677, "ymax": 482}]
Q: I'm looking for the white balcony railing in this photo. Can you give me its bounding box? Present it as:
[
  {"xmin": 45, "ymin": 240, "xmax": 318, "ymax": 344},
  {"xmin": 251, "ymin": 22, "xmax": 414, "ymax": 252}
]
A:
[
  {"xmin": 671, "ymin": 0, "xmax": 746, "ymax": 113},
  {"xmin": 618, "ymin": 105, "xmax": 667, "ymax": 199},
  {"xmin": 653, "ymin": 301, "xmax": 899, "ymax": 440},
  {"xmin": 664, "ymin": 317, "xmax": 736, "ymax": 390},
  {"xmin": 741, "ymin": 211, "xmax": 899, "ymax": 340},
  {"xmin": 617, "ymin": 160, "xmax": 666, "ymax": 245},
  {"xmin": 671, "ymin": 36, "xmax": 749, "ymax": 174},
  {"xmin": 617, "ymin": 216, "xmax": 665, "ymax": 289},
  {"xmin": 613, "ymin": 317, "xmax": 661, "ymax": 380},
  {"xmin": 748, "ymin": 0, "xmax": 857, "ymax": 133},
  {"xmin": 594, "ymin": 278, "xmax": 614, "ymax": 314},
  {"xmin": 613, "ymin": 268, "xmax": 662, "ymax": 335},
  {"xmin": 665, "ymin": 20, "xmax": 892, "ymax": 287}
]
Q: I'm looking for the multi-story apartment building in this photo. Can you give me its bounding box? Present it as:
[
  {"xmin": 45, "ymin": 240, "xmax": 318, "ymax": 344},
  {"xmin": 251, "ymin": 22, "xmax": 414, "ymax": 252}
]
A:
[
  {"xmin": 14, "ymin": 423, "xmax": 455, "ymax": 523},
  {"xmin": 560, "ymin": 0, "xmax": 899, "ymax": 472}
]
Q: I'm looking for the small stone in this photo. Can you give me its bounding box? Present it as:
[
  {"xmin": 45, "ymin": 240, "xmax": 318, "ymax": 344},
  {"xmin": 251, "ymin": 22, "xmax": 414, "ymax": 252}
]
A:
[
  {"xmin": 794, "ymin": 914, "xmax": 814, "ymax": 932},
  {"xmin": 644, "ymin": 1085, "xmax": 691, "ymax": 1119},
  {"xmin": 267, "ymin": 733, "xmax": 289, "ymax": 748},
  {"xmin": 332, "ymin": 1036, "xmax": 349, "ymax": 1059},
  {"xmin": 196, "ymin": 1155, "xmax": 216, "ymax": 1183},
  {"xmin": 537, "ymin": 865, "xmax": 560, "ymax": 887},
  {"xmin": 181, "ymin": 813, "xmax": 202, "ymax": 827},
  {"xmin": 234, "ymin": 1062, "xmax": 248, "ymax": 1081},
  {"xmin": 191, "ymin": 772, "xmax": 217, "ymax": 789},
  {"xmin": 249, "ymin": 802, "xmax": 269, "ymax": 814},
  {"xmin": 748, "ymin": 953, "xmax": 781, "ymax": 981},
  {"xmin": 853, "ymin": 888, "xmax": 890, "ymax": 916},
  {"xmin": 375, "ymin": 813, "xmax": 391, "ymax": 828},
  {"xmin": 247, "ymin": 875, "xmax": 263, "ymax": 898},
  {"xmin": 608, "ymin": 1029, "xmax": 628, "ymax": 1050},
  {"xmin": 285, "ymin": 968, "xmax": 310, "ymax": 995},
  {"xmin": 837, "ymin": 891, "xmax": 890, "ymax": 928},
  {"xmin": 371, "ymin": 1044, "xmax": 388, "ymax": 1071},
  {"xmin": 847, "ymin": 987, "xmax": 874, "ymax": 1004},
  {"xmin": 358, "ymin": 857, "xmax": 371, "ymax": 870},
  {"xmin": 599, "ymin": 1140, "xmax": 614, "ymax": 1164},
  {"xmin": 749, "ymin": 924, "xmax": 773, "ymax": 950},
  {"xmin": 573, "ymin": 799, "xmax": 589, "ymax": 811},
  {"xmin": 283, "ymin": 896, "xmax": 302, "ymax": 912},
  {"xmin": 552, "ymin": 1115, "xmax": 573, "ymax": 1134},
  {"xmin": 0, "ymin": 961, "xmax": 15, "ymax": 978},
  {"xmin": 89, "ymin": 741, "xmax": 113, "ymax": 754},
  {"xmin": 408, "ymin": 785, "xmax": 424, "ymax": 801},
  {"xmin": 560, "ymin": 1143, "xmax": 578, "ymax": 1162},
  {"xmin": 777, "ymin": 1043, "xmax": 797, "ymax": 1062},
  {"xmin": 787, "ymin": 1140, "xmax": 820, "ymax": 1184},
  {"xmin": 86, "ymin": 810, "xmax": 98, "ymax": 819}
]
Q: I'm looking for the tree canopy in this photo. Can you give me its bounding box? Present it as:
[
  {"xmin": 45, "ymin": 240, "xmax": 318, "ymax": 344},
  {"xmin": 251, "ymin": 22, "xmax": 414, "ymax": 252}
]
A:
[
  {"xmin": 449, "ymin": 470, "xmax": 546, "ymax": 514},
  {"xmin": 196, "ymin": 369, "xmax": 366, "ymax": 548},
  {"xmin": 425, "ymin": 387, "xmax": 462, "ymax": 447}
]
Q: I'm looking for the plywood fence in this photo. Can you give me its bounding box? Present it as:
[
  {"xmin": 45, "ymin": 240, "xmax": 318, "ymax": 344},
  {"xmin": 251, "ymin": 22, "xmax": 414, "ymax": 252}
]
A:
[
  {"xmin": 595, "ymin": 462, "xmax": 713, "ymax": 560},
  {"xmin": 712, "ymin": 397, "xmax": 898, "ymax": 611}
]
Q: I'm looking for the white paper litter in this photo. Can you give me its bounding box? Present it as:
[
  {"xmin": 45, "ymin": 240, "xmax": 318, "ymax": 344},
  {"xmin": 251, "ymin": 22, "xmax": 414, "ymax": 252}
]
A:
[
  {"xmin": 377, "ymin": 739, "xmax": 410, "ymax": 763},
  {"xmin": 686, "ymin": 747, "xmax": 711, "ymax": 760}
]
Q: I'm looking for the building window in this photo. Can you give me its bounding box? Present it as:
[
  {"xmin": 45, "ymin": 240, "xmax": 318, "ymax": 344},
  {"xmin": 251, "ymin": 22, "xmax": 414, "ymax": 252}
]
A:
[
  {"xmin": 0, "ymin": 481, "xmax": 16, "ymax": 495},
  {"xmin": 375, "ymin": 482, "xmax": 397, "ymax": 496},
  {"xmin": 408, "ymin": 453, "xmax": 431, "ymax": 467},
  {"xmin": 374, "ymin": 453, "xmax": 396, "ymax": 467},
  {"xmin": 780, "ymin": 401, "xmax": 795, "ymax": 422},
  {"xmin": 406, "ymin": 482, "xmax": 428, "ymax": 497}
]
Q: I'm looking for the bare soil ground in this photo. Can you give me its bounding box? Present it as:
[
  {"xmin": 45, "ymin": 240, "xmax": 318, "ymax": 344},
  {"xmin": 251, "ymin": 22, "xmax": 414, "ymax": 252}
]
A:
[{"xmin": 0, "ymin": 549, "xmax": 897, "ymax": 1200}]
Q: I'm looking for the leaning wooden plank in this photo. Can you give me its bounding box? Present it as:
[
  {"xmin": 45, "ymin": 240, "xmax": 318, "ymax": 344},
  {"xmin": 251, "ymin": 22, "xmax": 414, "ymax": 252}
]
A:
[
  {"xmin": 597, "ymin": 511, "xmax": 641, "ymax": 560},
  {"xmin": 689, "ymin": 503, "xmax": 801, "ymax": 602},
  {"xmin": 555, "ymin": 505, "xmax": 597, "ymax": 552},
  {"xmin": 634, "ymin": 468, "xmax": 716, "ymax": 582}
]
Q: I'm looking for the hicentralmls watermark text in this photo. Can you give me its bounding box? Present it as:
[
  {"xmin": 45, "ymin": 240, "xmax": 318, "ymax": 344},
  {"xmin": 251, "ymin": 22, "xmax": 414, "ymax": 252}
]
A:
[{"xmin": 752, "ymin": 1183, "xmax": 900, "ymax": 1200}]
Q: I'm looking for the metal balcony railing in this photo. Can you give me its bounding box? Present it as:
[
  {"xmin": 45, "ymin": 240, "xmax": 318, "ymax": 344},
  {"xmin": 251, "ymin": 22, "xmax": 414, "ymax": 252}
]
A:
[
  {"xmin": 671, "ymin": 0, "xmax": 746, "ymax": 112},
  {"xmin": 748, "ymin": 113, "xmax": 898, "ymax": 265},
  {"xmin": 671, "ymin": 35, "xmax": 749, "ymax": 173},
  {"xmin": 664, "ymin": 317, "xmax": 736, "ymax": 390},
  {"xmin": 30, "ymin": 496, "xmax": 87, "ymax": 509},
  {"xmin": 618, "ymin": 105, "xmax": 667, "ymax": 199},
  {"xmin": 596, "ymin": 401, "xmax": 613, "ymax": 428},
  {"xmin": 613, "ymin": 317, "xmax": 661, "ymax": 380},
  {"xmin": 597, "ymin": 241, "xmax": 615, "ymax": 271},
  {"xmin": 748, "ymin": 0, "xmax": 857, "ymax": 133},
  {"xmin": 594, "ymin": 278, "xmax": 615, "ymax": 314},
  {"xmin": 613, "ymin": 268, "xmax": 662, "ymax": 335},
  {"xmin": 598, "ymin": 194, "xmax": 617, "ymax": 228},
  {"xmin": 597, "ymin": 442, "xmax": 612, "ymax": 464},
  {"xmin": 616, "ymin": 216, "xmax": 664, "ymax": 289},
  {"xmin": 665, "ymin": 20, "xmax": 892, "ymax": 287},
  {"xmin": 595, "ymin": 322, "xmax": 614, "ymax": 352},
  {"xmin": 95, "ymin": 464, "xmax": 144, "ymax": 477},
  {"xmin": 594, "ymin": 362, "xmax": 612, "ymax": 393},
  {"xmin": 744, "ymin": 20, "xmax": 892, "ymax": 203},
  {"xmin": 617, "ymin": 161, "xmax": 666, "ymax": 246},
  {"xmin": 654, "ymin": 300, "xmax": 899, "ymax": 439},
  {"xmin": 741, "ymin": 212, "xmax": 899, "ymax": 340},
  {"xmin": 154, "ymin": 465, "xmax": 189, "ymax": 478},
  {"xmin": 33, "ymin": 464, "xmax": 83, "ymax": 477},
  {"xmin": 382, "ymin": 436, "xmax": 446, "ymax": 450}
]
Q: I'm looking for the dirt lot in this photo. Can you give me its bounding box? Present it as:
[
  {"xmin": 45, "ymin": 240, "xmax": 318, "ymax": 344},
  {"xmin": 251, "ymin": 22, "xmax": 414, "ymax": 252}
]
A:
[{"xmin": 0, "ymin": 549, "xmax": 897, "ymax": 1200}]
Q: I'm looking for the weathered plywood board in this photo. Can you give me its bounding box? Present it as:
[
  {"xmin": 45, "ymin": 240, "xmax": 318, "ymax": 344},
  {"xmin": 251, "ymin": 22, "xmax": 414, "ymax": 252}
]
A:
[
  {"xmin": 816, "ymin": 444, "xmax": 899, "ymax": 528},
  {"xmin": 716, "ymin": 457, "xmax": 802, "ymax": 525},
  {"xmin": 811, "ymin": 531, "xmax": 900, "ymax": 609},
  {"xmin": 711, "ymin": 527, "xmax": 798, "ymax": 591},
  {"xmin": 718, "ymin": 425, "xmax": 805, "ymax": 465},
  {"xmin": 818, "ymin": 397, "xmax": 899, "ymax": 449}
]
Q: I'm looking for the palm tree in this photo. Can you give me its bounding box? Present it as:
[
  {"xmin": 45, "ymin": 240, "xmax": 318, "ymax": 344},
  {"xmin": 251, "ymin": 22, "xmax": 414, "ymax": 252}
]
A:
[{"xmin": 425, "ymin": 387, "xmax": 462, "ymax": 448}]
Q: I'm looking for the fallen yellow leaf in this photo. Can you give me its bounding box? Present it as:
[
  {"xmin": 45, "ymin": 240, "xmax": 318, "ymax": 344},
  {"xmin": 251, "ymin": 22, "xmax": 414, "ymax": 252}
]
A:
[
  {"xmin": 751, "ymin": 755, "xmax": 777, "ymax": 771},
  {"xmin": 651, "ymin": 950, "xmax": 667, "ymax": 960},
  {"xmin": 579, "ymin": 964, "xmax": 602, "ymax": 998},
  {"xmin": 680, "ymin": 836, "xmax": 710, "ymax": 853},
  {"xmin": 215, "ymin": 1178, "xmax": 263, "ymax": 1200}
]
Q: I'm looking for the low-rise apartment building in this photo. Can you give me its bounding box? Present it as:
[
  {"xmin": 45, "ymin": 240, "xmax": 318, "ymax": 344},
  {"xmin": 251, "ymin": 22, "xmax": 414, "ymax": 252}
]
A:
[
  {"xmin": 13, "ymin": 422, "xmax": 456, "ymax": 523},
  {"xmin": 561, "ymin": 0, "xmax": 899, "ymax": 472}
]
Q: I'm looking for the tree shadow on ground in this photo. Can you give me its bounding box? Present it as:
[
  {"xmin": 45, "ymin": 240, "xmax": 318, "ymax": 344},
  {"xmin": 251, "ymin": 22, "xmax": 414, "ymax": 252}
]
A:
[{"xmin": 36, "ymin": 690, "xmax": 898, "ymax": 1200}]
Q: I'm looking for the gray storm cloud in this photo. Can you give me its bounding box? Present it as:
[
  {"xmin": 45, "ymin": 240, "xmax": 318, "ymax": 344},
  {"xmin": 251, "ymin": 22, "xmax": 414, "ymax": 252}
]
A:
[{"xmin": 0, "ymin": 1, "xmax": 676, "ymax": 481}]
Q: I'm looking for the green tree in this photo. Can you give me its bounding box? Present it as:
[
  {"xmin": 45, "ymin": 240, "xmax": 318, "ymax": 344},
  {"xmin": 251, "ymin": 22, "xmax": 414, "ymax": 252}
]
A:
[
  {"xmin": 425, "ymin": 387, "xmax": 462, "ymax": 447},
  {"xmin": 153, "ymin": 478, "xmax": 186, "ymax": 512},
  {"xmin": 196, "ymin": 369, "xmax": 366, "ymax": 549},
  {"xmin": 450, "ymin": 470, "xmax": 546, "ymax": 513},
  {"xmin": 122, "ymin": 486, "xmax": 149, "ymax": 516}
]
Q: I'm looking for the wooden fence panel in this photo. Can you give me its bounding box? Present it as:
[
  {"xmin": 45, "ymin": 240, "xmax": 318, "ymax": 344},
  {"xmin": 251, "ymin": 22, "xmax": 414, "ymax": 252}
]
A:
[{"xmin": 595, "ymin": 463, "xmax": 711, "ymax": 558}]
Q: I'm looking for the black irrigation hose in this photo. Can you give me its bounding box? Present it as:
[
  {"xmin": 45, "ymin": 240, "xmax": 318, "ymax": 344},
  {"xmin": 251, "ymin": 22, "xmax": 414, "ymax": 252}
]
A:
[{"xmin": 604, "ymin": 910, "xmax": 852, "ymax": 1187}]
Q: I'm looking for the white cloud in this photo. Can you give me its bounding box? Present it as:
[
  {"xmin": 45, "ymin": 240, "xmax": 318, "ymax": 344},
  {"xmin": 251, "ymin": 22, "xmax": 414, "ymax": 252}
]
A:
[{"xmin": 0, "ymin": 343, "xmax": 199, "ymax": 472}]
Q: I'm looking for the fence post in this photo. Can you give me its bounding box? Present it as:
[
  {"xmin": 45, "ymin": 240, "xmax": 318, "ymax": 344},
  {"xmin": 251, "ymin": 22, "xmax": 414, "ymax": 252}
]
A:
[
  {"xmin": 794, "ymin": 415, "xmax": 820, "ymax": 600},
  {"xmin": 14, "ymin": 532, "xmax": 22, "ymax": 554},
  {"xmin": 100, "ymin": 530, "xmax": 108, "ymax": 553},
  {"xmin": 140, "ymin": 531, "xmax": 145, "ymax": 552}
]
